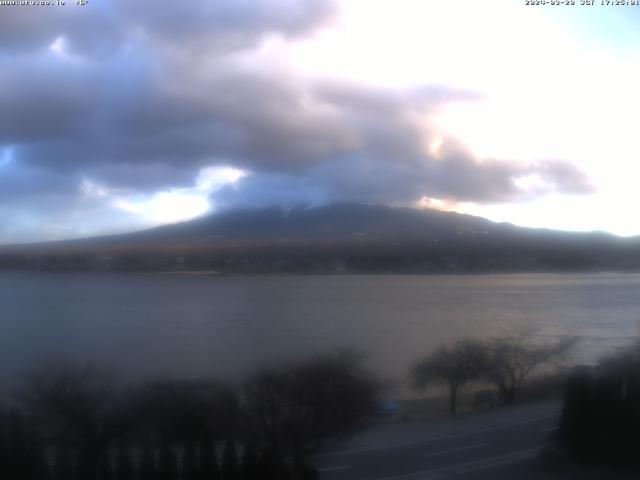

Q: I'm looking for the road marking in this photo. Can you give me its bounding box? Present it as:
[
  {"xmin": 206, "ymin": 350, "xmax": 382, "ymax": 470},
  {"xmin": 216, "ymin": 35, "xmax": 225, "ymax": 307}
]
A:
[
  {"xmin": 542, "ymin": 426, "xmax": 557, "ymax": 433},
  {"xmin": 316, "ymin": 413, "xmax": 558, "ymax": 457},
  {"xmin": 424, "ymin": 442, "xmax": 487, "ymax": 458},
  {"xmin": 318, "ymin": 465, "xmax": 352, "ymax": 472},
  {"xmin": 369, "ymin": 447, "xmax": 539, "ymax": 480}
]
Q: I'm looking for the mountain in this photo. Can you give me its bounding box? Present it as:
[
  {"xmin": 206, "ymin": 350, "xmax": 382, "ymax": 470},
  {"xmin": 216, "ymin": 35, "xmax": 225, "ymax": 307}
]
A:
[{"xmin": 2, "ymin": 203, "xmax": 640, "ymax": 273}]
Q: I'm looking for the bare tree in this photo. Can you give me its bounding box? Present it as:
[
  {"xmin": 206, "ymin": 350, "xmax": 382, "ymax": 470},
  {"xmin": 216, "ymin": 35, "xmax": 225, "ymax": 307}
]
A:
[
  {"xmin": 138, "ymin": 379, "xmax": 238, "ymax": 444},
  {"xmin": 483, "ymin": 327, "xmax": 577, "ymax": 405},
  {"xmin": 2, "ymin": 410, "xmax": 49, "ymax": 480},
  {"xmin": 242, "ymin": 349, "xmax": 381, "ymax": 476},
  {"xmin": 21, "ymin": 363, "xmax": 138, "ymax": 480},
  {"xmin": 410, "ymin": 339, "xmax": 488, "ymax": 415}
]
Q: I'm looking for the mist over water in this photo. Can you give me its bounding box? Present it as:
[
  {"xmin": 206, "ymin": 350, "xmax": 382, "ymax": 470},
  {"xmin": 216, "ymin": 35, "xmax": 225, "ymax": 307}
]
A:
[{"xmin": 2, "ymin": 272, "xmax": 640, "ymax": 397}]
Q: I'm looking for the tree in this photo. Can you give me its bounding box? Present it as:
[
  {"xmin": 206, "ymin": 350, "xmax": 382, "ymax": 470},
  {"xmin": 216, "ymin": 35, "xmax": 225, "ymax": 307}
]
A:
[
  {"xmin": 198, "ymin": 441, "xmax": 220, "ymax": 480},
  {"xmin": 116, "ymin": 445, "xmax": 136, "ymax": 480},
  {"xmin": 158, "ymin": 443, "xmax": 179, "ymax": 480},
  {"xmin": 138, "ymin": 447, "xmax": 157, "ymax": 480},
  {"xmin": 96, "ymin": 456, "xmax": 114, "ymax": 480},
  {"xmin": 139, "ymin": 379, "xmax": 238, "ymax": 444},
  {"xmin": 483, "ymin": 328, "xmax": 576, "ymax": 405},
  {"xmin": 6, "ymin": 411, "xmax": 33, "ymax": 479},
  {"xmin": 53, "ymin": 447, "xmax": 75, "ymax": 480},
  {"xmin": 241, "ymin": 441, "xmax": 261, "ymax": 480},
  {"xmin": 558, "ymin": 342, "xmax": 640, "ymax": 466},
  {"xmin": 242, "ymin": 349, "xmax": 381, "ymax": 474},
  {"xmin": 27, "ymin": 428, "xmax": 50, "ymax": 480},
  {"xmin": 182, "ymin": 442, "xmax": 198, "ymax": 480},
  {"xmin": 221, "ymin": 439, "xmax": 241, "ymax": 480},
  {"xmin": 411, "ymin": 339, "xmax": 488, "ymax": 415},
  {"xmin": 5, "ymin": 417, "xmax": 50, "ymax": 480},
  {"xmin": 22, "ymin": 363, "xmax": 138, "ymax": 480},
  {"xmin": 0, "ymin": 417, "xmax": 7, "ymax": 480}
]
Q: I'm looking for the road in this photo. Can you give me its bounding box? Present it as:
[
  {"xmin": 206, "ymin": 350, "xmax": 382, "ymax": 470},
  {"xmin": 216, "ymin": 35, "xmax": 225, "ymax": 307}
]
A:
[{"xmin": 312, "ymin": 401, "xmax": 561, "ymax": 480}]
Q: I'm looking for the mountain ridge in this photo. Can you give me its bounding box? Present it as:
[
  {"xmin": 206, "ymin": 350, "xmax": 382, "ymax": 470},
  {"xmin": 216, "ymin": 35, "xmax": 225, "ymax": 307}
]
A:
[{"xmin": 1, "ymin": 203, "xmax": 638, "ymax": 273}]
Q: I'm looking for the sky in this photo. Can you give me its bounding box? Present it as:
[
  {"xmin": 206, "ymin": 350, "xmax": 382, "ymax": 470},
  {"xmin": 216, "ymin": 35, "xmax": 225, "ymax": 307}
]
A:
[{"xmin": 1, "ymin": 0, "xmax": 640, "ymax": 243}]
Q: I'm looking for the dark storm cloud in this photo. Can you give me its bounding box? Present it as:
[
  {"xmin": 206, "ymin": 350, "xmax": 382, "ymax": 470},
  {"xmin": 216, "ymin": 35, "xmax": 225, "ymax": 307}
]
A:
[
  {"xmin": 0, "ymin": 161, "xmax": 77, "ymax": 202},
  {"xmin": 117, "ymin": 0, "xmax": 337, "ymax": 51},
  {"xmin": 10, "ymin": 64, "xmax": 362, "ymax": 177},
  {"xmin": 0, "ymin": 55, "xmax": 96, "ymax": 143},
  {"xmin": 0, "ymin": 4, "xmax": 121, "ymax": 55},
  {"xmin": 0, "ymin": 0, "xmax": 336, "ymax": 57},
  {"xmin": 212, "ymin": 147, "xmax": 592, "ymax": 209},
  {"xmin": 108, "ymin": 71, "xmax": 359, "ymax": 171},
  {"xmin": 0, "ymin": 0, "xmax": 337, "ymax": 55},
  {"xmin": 4, "ymin": 55, "xmax": 591, "ymax": 206}
]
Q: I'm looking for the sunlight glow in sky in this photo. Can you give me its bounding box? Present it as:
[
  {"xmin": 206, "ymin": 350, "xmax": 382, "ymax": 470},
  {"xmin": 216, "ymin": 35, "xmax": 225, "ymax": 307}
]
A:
[
  {"xmin": 290, "ymin": 0, "xmax": 640, "ymax": 235},
  {"xmin": 108, "ymin": 167, "xmax": 246, "ymax": 226}
]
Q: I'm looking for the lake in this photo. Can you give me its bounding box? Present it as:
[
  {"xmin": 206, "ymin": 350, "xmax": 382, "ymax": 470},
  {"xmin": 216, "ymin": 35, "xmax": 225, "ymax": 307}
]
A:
[{"xmin": 2, "ymin": 272, "xmax": 640, "ymax": 396}]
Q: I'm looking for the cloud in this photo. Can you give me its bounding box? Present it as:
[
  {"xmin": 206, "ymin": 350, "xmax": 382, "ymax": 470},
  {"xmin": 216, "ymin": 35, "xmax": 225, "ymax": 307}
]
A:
[
  {"xmin": 0, "ymin": 0, "xmax": 593, "ymax": 242},
  {"xmin": 0, "ymin": 0, "xmax": 337, "ymax": 56},
  {"xmin": 117, "ymin": 0, "xmax": 337, "ymax": 52},
  {"xmin": 0, "ymin": 160, "xmax": 106, "ymax": 242},
  {"xmin": 212, "ymin": 146, "xmax": 592, "ymax": 210}
]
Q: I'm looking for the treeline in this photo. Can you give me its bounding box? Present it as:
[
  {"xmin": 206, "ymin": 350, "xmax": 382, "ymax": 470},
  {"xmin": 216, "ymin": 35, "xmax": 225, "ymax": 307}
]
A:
[
  {"xmin": 4, "ymin": 246, "xmax": 640, "ymax": 274},
  {"xmin": 0, "ymin": 412, "xmax": 231, "ymax": 480},
  {"xmin": 556, "ymin": 339, "xmax": 640, "ymax": 468},
  {"xmin": 0, "ymin": 331, "xmax": 590, "ymax": 478},
  {"xmin": 0, "ymin": 350, "xmax": 381, "ymax": 480}
]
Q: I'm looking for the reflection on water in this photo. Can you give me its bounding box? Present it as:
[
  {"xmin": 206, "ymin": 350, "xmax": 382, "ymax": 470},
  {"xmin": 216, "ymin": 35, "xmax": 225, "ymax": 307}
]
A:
[{"xmin": 2, "ymin": 272, "xmax": 640, "ymax": 394}]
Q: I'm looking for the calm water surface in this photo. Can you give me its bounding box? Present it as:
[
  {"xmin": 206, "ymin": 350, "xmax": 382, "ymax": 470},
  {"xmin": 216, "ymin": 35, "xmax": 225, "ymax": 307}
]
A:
[{"xmin": 2, "ymin": 272, "xmax": 640, "ymax": 394}]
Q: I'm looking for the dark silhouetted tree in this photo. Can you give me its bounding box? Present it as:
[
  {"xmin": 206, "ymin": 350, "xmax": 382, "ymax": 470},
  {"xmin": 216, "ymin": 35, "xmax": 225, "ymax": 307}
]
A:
[
  {"xmin": 222, "ymin": 439, "xmax": 241, "ymax": 480},
  {"xmin": 240, "ymin": 441, "xmax": 261, "ymax": 480},
  {"xmin": 0, "ymin": 419, "xmax": 7, "ymax": 479},
  {"xmin": 243, "ymin": 349, "xmax": 381, "ymax": 475},
  {"xmin": 559, "ymin": 342, "xmax": 640, "ymax": 466},
  {"xmin": 483, "ymin": 327, "xmax": 576, "ymax": 405},
  {"xmin": 158, "ymin": 443, "xmax": 179, "ymax": 480},
  {"xmin": 23, "ymin": 364, "xmax": 139, "ymax": 480},
  {"xmin": 198, "ymin": 441, "xmax": 220, "ymax": 480},
  {"xmin": 411, "ymin": 339, "xmax": 488, "ymax": 415},
  {"xmin": 53, "ymin": 447, "xmax": 75, "ymax": 480},
  {"xmin": 116, "ymin": 446, "xmax": 135, "ymax": 480},
  {"xmin": 27, "ymin": 428, "xmax": 50, "ymax": 480},
  {"xmin": 257, "ymin": 448, "xmax": 279, "ymax": 480},
  {"xmin": 139, "ymin": 380, "xmax": 238, "ymax": 445},
  {"xmin": 2, "ymin": 417, "xmax": 49, "ymax": 480},
  {"xmin": 7, "ymin": 411, "xmax": 31, "ymax": 479},
  {"xmin": 96, "ymin": 456, "xmax": 114, "ymax": 480},
  {"xmin": 139, "ymin": 447, "xmax": 157, "ymax": 480},
  {"xmin": 183, "ymin": 441, "xmax": 199, "ymax": 480}
]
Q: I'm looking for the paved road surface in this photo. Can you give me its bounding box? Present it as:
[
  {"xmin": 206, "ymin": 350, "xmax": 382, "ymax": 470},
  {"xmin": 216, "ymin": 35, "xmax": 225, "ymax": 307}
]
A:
[{"xmin": 312, "ymin": 401, "xmax": 561, "ymax": 480}]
